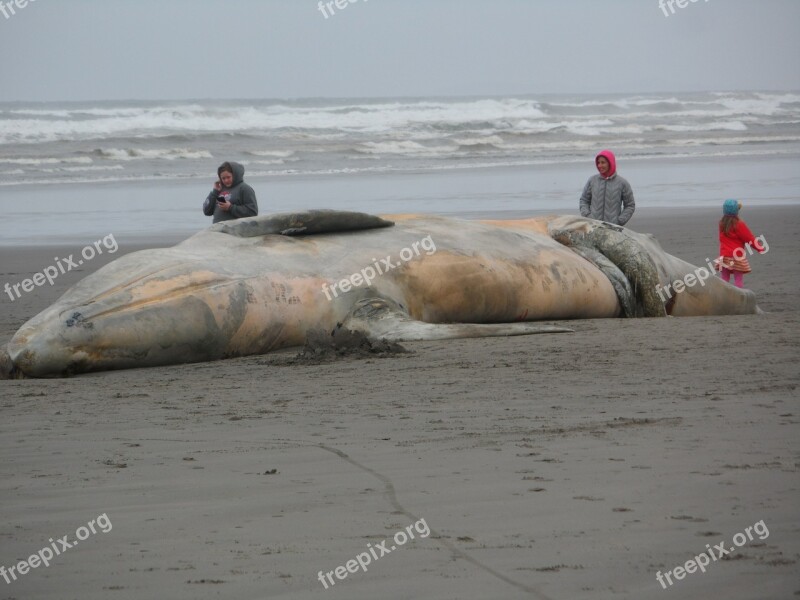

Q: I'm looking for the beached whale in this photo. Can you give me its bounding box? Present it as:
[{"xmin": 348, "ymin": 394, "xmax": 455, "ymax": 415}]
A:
[{"xmin": 1, "ymin": 211, "xmax": 759, "ymax": 378}]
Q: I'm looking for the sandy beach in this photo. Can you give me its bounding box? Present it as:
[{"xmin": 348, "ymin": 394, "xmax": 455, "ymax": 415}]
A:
[{"xmin": 1, "ymin": 206, "xmax": 798, "ymax": 600}]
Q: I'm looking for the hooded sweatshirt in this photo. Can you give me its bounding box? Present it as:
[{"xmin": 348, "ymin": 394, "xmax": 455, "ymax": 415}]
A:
[
  {"xmin": 579, "ymin": 150, "xmax": 635, "ymax": 226},
  {"xmin": 203, "ymin": 162, "xmax": 258, "ymax": 223}
]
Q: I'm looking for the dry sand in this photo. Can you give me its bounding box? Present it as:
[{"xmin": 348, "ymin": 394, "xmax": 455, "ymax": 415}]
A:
[{"xmin": 1, "ymin": 206, "xmax": 798, "ymax": 600}]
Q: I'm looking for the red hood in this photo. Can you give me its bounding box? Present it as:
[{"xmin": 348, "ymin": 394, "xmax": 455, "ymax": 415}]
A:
[{"xmin": 596, "ymin": 149, "xmax": 617, "ymax": 179}]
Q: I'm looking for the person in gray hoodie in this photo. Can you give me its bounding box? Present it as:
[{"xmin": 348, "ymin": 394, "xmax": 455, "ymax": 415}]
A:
[
  {"xmin": 203, "ymin": 161, "xmax": 258, "ymax": 223},
  {"xmin": 579, "ymin": 149, "xmax": 635, "ymax": 226}
]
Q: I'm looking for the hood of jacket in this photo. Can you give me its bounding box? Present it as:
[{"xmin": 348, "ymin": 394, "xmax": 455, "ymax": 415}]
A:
[
  {"xmin": 228, "ymin": 161, "xmax": 245, "ymax": 188},
  {"xmin": 595, "ymin": 150, "xmax": 617, "ymax": 179}
]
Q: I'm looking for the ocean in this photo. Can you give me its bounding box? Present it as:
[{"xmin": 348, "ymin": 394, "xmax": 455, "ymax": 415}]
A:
[{"xmin": 0, "ymin": 92, "xmax": 798, "ymax": 244}]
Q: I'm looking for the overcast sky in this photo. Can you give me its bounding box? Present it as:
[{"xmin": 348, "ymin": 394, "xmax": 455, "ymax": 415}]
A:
[{"xmin": 1, "ymin": 0, "xmax": 798, "ymax": 102}]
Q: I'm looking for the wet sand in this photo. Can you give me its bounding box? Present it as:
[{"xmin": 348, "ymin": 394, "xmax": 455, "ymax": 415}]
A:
[{"xmin": 1, "ymin": 206, "xmax": 798, "ymax": 599}]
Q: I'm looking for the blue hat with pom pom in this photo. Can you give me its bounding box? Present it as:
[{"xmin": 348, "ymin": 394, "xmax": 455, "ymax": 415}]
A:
[{"xmin": 723, "ymin": 199, "xmax": 740, "ymax": 216}]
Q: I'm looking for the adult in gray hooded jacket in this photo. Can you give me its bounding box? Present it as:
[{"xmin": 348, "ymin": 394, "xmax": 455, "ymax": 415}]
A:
[
  {"xmin": 579, "ymin": 149, "xmax": 635, "ymax": 226},
  {"xmin": 203, "ymin": 161, "xmax": 258, "ymax": 224}
]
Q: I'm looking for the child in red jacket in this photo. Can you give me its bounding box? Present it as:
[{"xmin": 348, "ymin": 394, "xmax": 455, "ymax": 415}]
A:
[{"xmin": 715, "ymin": 200, "xmax": 768, "ymax": 288}]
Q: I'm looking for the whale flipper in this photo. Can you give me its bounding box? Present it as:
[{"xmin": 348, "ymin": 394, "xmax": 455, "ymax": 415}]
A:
[{"xmin": 337, "ymin": 297, "xmax": 573, "ymax": 342}]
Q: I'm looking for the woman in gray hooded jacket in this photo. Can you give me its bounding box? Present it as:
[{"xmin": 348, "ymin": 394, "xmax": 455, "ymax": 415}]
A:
[
  {"xmin": 579, "ymin": 149, "xmax": 635, "ymax": 226},
  {"xmin": 203, "ymin": 161, "xmax": 259, "ymax": 224}
]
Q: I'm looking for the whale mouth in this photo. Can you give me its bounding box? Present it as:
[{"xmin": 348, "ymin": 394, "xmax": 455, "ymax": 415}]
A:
[
  {"xmin": 5, "ymin": 252, "xmax": 245, "ymax": 378},
  {"xmin": 61, "ymin": 275, "xmax": 234, "ymax": 325},
  {"xmin": 7, "ymin": 289, "xmax": 230, "ymax": 378}
]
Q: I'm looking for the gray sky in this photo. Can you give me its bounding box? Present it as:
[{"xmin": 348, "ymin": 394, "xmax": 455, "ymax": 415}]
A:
[{"xmin": 1, "ymin": 0, "xmax": 798, "ymax": 102}]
